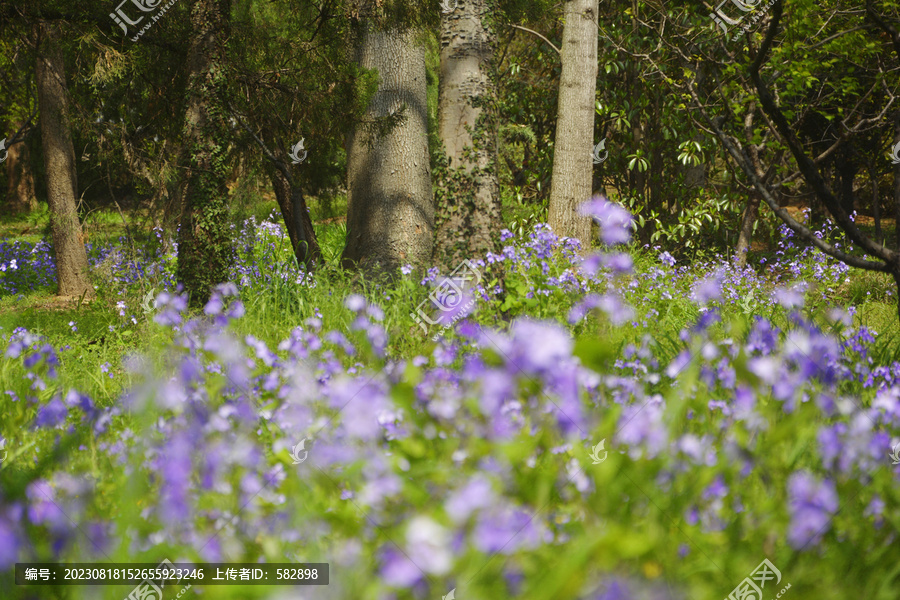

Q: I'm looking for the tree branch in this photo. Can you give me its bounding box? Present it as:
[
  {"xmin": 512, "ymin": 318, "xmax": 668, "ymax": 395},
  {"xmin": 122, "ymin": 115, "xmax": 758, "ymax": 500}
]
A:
[
  {"xmin": 747, "ymin": 0, "xmax": 897, "ymax": 265},
  {"xmin": 686, "ymin": 81, "xmax": 890, "ymax": 272},
  {"xmin": 505, "ymin": 23, "xmax": 560, "ymax": 57}
]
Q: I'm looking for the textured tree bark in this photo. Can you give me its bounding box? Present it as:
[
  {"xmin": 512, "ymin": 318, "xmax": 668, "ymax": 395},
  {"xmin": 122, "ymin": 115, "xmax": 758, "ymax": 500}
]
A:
[
  {"xmin": 4, "ymin": 126, "xmax": 37, "ymax": 213},
  {"xmin": 35, "ymin": 22, "xmax": 93, "ymax": 298},
  {"xmin": 547, "ymin": 0, "xmax": 599, "ymax": 250},
  {"xmin": 342, "ymin": 23, "xmax": 434, "ymax": 273},
  {"xmin": 734, "ymin": 108, "xmax": 764, "ymax": 268},
  {"xmin": 433, "ymin": 0, "xmax": 501, "ymax": 269},
  {"xmin": 175, "ymin": 0, "xmax": 232, "ymax": 306},
  {"xmin": 266, "ymin": 164, "xmax": 320, "ymax": 268},
  {"xmin": 734, "ymin": 193, "xmax": 760, "ymax": 268}
]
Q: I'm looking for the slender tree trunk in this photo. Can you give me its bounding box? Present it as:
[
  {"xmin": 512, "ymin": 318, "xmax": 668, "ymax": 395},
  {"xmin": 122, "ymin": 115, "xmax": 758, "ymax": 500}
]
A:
[
  {"xmin": 894, "ymin": 112, "xmax": 900, "ymax": 250},
  {"xmin": 548, "ymin": 0, "xmax": 599, "ymax": 249},
  {"xmin": 4, "ymin": 127, "xmax": 37, "ymax": 213},
  {"xmin": 433, "ymin": 0, "xmax": 501, "ymax": 269},
  {"xmin": 175, "ymin": 0, "xmax": 232, "ymax": 306},
  {"xmin": 735, "ymin": 108, "xmax": 764, "ymax": 268},
  {"xmin": 734, "ymin": 193, "xmax": 760, "ymax": 267},
  {"xmin": 35, "ymin": 22, "xmax": 93, "ymax": 298},
  {"xmin": 342, "ymin": 23, "xmax": 434, "ymax": 273},
  {"xmin": 837, "ymin": 155, "xmax": 857, "ymax": 217},
  {"xmin": 870, "ymin": 161, "xmax": 881, "ymax": 244},
  {"xmin": 265, "ymin": 164, "xmax": 320, "ymax": 268}
]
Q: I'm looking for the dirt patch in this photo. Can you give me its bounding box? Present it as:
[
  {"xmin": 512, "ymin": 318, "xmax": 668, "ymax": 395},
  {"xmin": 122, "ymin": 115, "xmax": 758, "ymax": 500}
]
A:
[{"xmin": 316, "ymin": 215, "xmax": 347, "ymax": 225}]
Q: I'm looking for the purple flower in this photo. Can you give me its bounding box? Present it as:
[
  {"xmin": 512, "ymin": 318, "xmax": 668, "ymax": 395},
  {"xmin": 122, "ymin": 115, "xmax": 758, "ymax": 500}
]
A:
[
  {"xmin": 158, "ymin": 430, "xmax": 193, "ymax": 523},
  {"xmin": 602, "ymin": 252, "xmax": 633, "ymax": 274},
  {"xmin": 504, "ymin": 319, "xmax": 573, "ymax": 373},
  {"xmin": 773, "ymin": 285, "xmax": 806, "ymax": 309},
  {"xmin": 445, "ymin": 476, "xmax": 496, "ymax": 523},
  {"xmin": 0, "ymin": 516, "xmax": 18, "ymax": 568},
  {"xmin": 692, "ymin": 270, "xmax": 724, "ymax": 304},
  {"xmin": 379, "ymin": 547, "xmax": 422, "ymax": 587},
  {"xmin": 473, "ymin": 506, "xmax": 543, "ymax": 554},
  {"xmin": 35, "ymin": 397, "xmax": 68, "ymax": 428},
  {"xmin": 578, "ymin": 196, "xmax": 633, "ymax": 245},
  {"xmin": 593, "ymin": 578, "xmax": 631, "ymax": 600},
  {"xmin": 787, "ymin": 471, "xmax": 838, "ymax": 549},
  {"xmin": 328, "ymin": 377, "xmax": 388, "ymax": 441},
  {"xmin": 344, "ymin": 294, "xmax": 367, "ymax": 313},
  {"xmin": 617, "ymin": 399, "xmax": 668, "ymax": 459},
  {"xmin": 26, "ymin": 480, "xmax": 68, "ymax": 531},
  {"xmin": 153, "ymin": 291, "xmax": 188, "ymax": 326},
  {"xmin": 204, "ymin": 294, "xmax": 224, "ymax": 315},
  {"xmin": 596, "ymin": 293, "xmax": 634, "ymax": 326}
]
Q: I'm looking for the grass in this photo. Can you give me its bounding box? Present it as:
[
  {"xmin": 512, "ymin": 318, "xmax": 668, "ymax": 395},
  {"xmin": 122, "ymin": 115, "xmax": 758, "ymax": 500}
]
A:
[{"xmin": 5, "ymin": 191, "xmax": 900, "ymax": 409}]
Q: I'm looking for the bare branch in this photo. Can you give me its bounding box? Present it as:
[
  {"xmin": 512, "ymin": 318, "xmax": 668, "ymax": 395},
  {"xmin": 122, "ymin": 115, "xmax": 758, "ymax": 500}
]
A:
[{"xmin": 505, "ymin": 23, "xmax": 560, "ymax": 56}]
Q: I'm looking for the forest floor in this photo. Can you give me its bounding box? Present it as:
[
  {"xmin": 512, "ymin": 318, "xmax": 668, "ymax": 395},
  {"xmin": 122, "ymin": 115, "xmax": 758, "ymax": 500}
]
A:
[{"xmin": 2, "ymin": 196, "xmax": 900, "ymax": 600}]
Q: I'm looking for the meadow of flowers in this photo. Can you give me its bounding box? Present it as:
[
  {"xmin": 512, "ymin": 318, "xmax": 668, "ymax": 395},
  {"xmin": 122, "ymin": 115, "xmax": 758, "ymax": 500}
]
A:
[{"xmin": 1, "ymin": 199, "xmax": 899, "ymax": 600}]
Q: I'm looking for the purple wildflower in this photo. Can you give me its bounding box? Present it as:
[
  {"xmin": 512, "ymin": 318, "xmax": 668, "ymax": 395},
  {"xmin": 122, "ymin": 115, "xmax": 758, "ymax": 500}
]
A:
[
  {"xmin": 578, "ymin": 195, "xmax": 633, "ymax": 245},
  {"xmin": 35, "ymin": 397, "xmax": 68, "ymax": 428},
  {"xmin": 787, "ymin": 471, "xmax": 838, "ymax": 549}
]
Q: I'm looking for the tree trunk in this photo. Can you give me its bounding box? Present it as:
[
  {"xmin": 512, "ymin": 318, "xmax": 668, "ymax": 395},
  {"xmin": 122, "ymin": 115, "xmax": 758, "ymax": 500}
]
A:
[
  {"xmin": 870, "ymin": 161, "xmax": 881, "ymax": 244},
  {"xmin": 433, "ymin": 0, "xmax": 501, "ymax": 269},
  {"xmin": 175, "ymin": 0, "xmax": 232, "ymax": 306},
  {"xmin": 265, "ymin": 163, "xmax": 320, "ymax": 268},
  {"xmin": 547, "ymin": 0, "xmax": 599, "ymax": 249},
  {"xmin": 4, "ymin": 126, "xmax": 37, "ymax": 213},
  {"xmin": 35, "ymin": 22, "xmax": 93, "ymax": 298},
  {"xmin": 894, "ymin": 112, "xmax": 900, "ymax": 250},
  {"xmin": 734, "ymin": 193, "xmax": 760, "ymax": 267},
  {"xmin": 837, "ymin": 155, "xmax": 857, "ymax": 218},
  {"xmin": 342, "ymin": 23, "xmax": 434, "ymax": 273},
  {"xmin": 735, "ymin": 107, "xmax": 764, "ymax": 268}
]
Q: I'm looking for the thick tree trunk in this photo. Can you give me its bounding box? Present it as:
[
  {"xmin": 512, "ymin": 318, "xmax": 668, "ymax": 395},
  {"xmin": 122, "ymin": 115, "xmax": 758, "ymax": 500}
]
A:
[
  {"xmin": 548, "ymin": 0, "xmax": 599, "ymax": 249},
  {"xmin": 175, "ymin": 0, "xmax": 232, "ymax": 306},
  {"xmin": 342, "ymin": 24, "xmax": 434, "ymax": 273},
  {"xmin": 266, "ymin": 164, "xmax": 320, "ymax": 268},
  {"xmin": 433, "ymin": 0, "xmax": 501, "ymax": 269},
  {"xmin": 4, "ymin": 127, "xmax": 37, "ymax": 213},
  {"xmin": 35, "ymin": 22, "xmax": 93, "ymax": 298}
]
